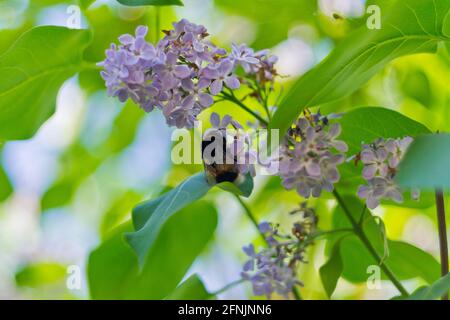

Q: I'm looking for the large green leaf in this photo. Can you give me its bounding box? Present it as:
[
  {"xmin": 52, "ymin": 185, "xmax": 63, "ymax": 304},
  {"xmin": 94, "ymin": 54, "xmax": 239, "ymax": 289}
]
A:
[
  {"xmin": 0, "ymin": 26, "xmax": 91, "ymax": 140},
  {"xmin": 319, "ymin": 239, "xmax": 344, "ymax": 298},
  {"xmin": 128, "ymin": 173, "xmax": 212, "ymax": 264},
  {"xmin": 88, "ymin": 201, "xmax": 218, "ymax": 299},
  {"xmin": 166, "ymin": 274, "xmax": 213, "ymax": 300},
  {"xmin": 337, "ymin": 107, "xmax": 433, "ymax": 208},
  {"xmin": 270, "ymin": 0, "xmax": 450, "ymax": 137},
  {"xmin": 340, "ymin": 107, "xmax": 431, "ymax": 155},
  {"xmin": 87, "ymin": 223, "xmax": 138, "ymax": 299},
  {"xmin": 116, "ymin": 0, "xmax": 183, "ymax": 6},
  {"xmin": 396, "ymin": 134, "xmax": 450, "ymax": 189},
  {"xmin": 329, "ymin": 195, "xmax": 440, "ymax": 284},
  {"xmin": 407, "ymin": 273, "xmax": 450, "ymax": 300},
  {"xmin": 128, "ymin": 172, "xmax": 253, "ymax": 265}
]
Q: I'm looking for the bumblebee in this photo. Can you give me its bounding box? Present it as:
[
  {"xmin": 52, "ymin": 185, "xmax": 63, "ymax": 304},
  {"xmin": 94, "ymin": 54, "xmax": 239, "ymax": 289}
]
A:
[{"xmin": 202, "ymin": 129, "xmax": 240, "ymax": 184}]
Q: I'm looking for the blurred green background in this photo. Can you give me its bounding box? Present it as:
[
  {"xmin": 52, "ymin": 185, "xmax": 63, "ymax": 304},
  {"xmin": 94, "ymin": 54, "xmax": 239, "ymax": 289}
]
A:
[{"xmin": 0, "ymin": 0, "xmax": 449, "ymax": 299}]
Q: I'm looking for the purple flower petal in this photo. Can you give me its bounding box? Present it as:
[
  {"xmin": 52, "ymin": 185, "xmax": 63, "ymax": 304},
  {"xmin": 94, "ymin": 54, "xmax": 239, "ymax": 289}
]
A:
[
  {"xmin": 210, "ymin": 112, "xmax": 220, "ymax": 127},
  {"xmin": 225, "ymin": 76, "xmax": 240, "ymax": 90},
  {"xmin": 173, "ymin": 65, "xmax": 191, "ymax": 78},
  {"xmin": 210, "ymin": 79, "xmax": 223, "ymax": 95},
  {"xmin": 135, "ymin": 25, "xmax": 148, "ymax": 37},
  {"xmin": 198, "ymin": 93, "xmax": 213, "ymax": 107}
]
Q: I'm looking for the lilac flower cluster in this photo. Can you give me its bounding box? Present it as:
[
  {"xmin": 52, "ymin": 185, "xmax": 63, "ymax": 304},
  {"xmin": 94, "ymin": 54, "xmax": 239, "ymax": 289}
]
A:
[
  {"xmin": 241, "ymin": 207, "xmax": 317, "ymax": 298},
  {"xmin": 278, "ymin": 112, "xmax": 348, "ymax": 198},
  {"xmin": 356, "ymin": 137, "xmax": 419, "ymax": 209},
  {"xmin": 99, "ymin": 19, "xmax": 278, "ymax": 129}
]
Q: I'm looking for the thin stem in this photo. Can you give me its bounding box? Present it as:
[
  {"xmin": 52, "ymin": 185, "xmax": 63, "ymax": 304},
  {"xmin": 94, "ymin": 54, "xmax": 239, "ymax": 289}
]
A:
[
  {"xmin": 211, "ymin": 279, "xmax": 244, "ymax": 296},
  {"xmin": 312, "ymin": 228, "xmax": 354, "ymax": 240},
  {"xmin": 358, "ymin": 205, "xmax": 367, "ymax": 226},
  {"xmin": 234, "ymin": 194, "xmax": 266, "ymax": 243},
  {"xmin": 332, "ymin": 189, "xmax": 409, "ymax": 297},
  {"xmin": 435, "ymin": 188, "xmax": 449, "ymax": 300},
  {"xmin": 233, "ymin": 194, "xmax": 302, "ymax": 300},
  {"xmin": 220, "ymin": 91, "xmax": 269, "ymax": 126}
]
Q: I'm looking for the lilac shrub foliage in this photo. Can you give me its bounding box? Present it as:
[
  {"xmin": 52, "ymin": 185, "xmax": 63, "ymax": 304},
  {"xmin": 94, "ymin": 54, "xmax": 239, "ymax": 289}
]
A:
[
  {"xmin": 98, "ymin": 19, "xmax": 277, "ymax": 129},
  {"xmin": 99, "ymin": 19, "xmax": 419, "ymax": 299}
]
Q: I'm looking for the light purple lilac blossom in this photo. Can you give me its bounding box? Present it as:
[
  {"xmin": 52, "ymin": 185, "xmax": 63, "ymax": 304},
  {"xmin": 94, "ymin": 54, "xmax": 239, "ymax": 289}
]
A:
[
  {"xmin": 241, "ymin": 207, "xmax": 316, "ymax": 298},
  {"xmin": 356, "ymin": 136, "xmax": 419, "ymax": 209},
  {"xmin": 99, "ymin": 19, "xmax": 278, "ymax": 129},
  {"xmin": 278, "ymin": 112, "xmax": 348, "ymax": 198}
]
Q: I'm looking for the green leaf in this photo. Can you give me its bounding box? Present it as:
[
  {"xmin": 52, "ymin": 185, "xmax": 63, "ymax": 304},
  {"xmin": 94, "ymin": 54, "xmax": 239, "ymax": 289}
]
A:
[
  {"xmin": 166, "ymin": 274, "xmax": 213, "ymax": 300},
  {"xmin": 270, "ymin": 0, "xmax": 450, "ymax": 137},
  {"xmin": 339, "ymin": 107, "xmax": 431, "ymax": 155},
  {"xmin": 127, "ymin": 173, "xmax": 212, "ymax": 265},
  {"xmin": 87, "ymin": 223, "xmax": 139, "ymax": 299},
  {"xmin": 400, "ymin": 69, "xmax": 432, "ymax": 108},
  {"xmin": 15, "ymin": 263, "xmax": 66, "ymax": 288},
  {"xmin": 100, "ymin": 191, "xmax": 142, "ymax": 238},
  {"xmin": 396, "ymin": 134, "xmax": 450, "ymax": 189},
  {"xmin": 407, "ymin": 273, "xmax": 450, "ymax": 300},
  {"xmin": 88, "ymin": 201, "xmax": 218, "ymax": 299},
  {"xmin": 79, "ymin": 0, "xmax": 95, "ymax": 9},
  {"xmin": 0, "ymin": 26, "xmax": 92, "ymax": 140},
  {"xmin": 129, "ymin": 171, "xmax": 253, "ymax": 264},
  {"xmin": 319, "ymin": 239, "xmax": 344, "ymax": 298},
  {"xmin": 218, "ymin": 172, "xmax": 254, "ymax": 198},
  {"xmin": 131, "ymin": 172, "xmax": 211, "ymax": 229},
  {"xmin": 0, "ymin": 164, "xmax": 12, "ymax": 202},
  {"xmin": 336, "ymin": 107, "xmax": 433, "ymax": 208},
  {"xmin": 116, "ymin": 0, "xmax": 183, "ymax": 6},
  {"xmin": 330, "ymin": 195, "xmax": 440, "ymax": 284}
]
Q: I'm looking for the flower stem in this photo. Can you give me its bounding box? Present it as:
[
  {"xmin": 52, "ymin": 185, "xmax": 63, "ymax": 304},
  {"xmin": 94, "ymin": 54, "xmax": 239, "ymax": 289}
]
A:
[
  {"xmin": 234, "ymin": 194, "xmax": 266, "ymax": 243},
  {"xmin": 234, "ymin": 194, "xmax": 302, "ymax": 300},
  {"xmin": 211, "ymin": 279, "xmax": 244, "ymax": 296},
  {"xmin": 220, "ymin": 91, "xmax": 269, "ymax": 126},
  {"xmin": 435, "ymin": 188, "xmax": 449, "ymax": 300},
  {"xmin": 332, "ymin": 189, "xmax": 409, "ymax": 297}
]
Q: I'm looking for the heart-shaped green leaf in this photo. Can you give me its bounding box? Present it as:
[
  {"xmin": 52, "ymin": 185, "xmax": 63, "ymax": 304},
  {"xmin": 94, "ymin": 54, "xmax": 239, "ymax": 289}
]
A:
[
  {"xmin": 320, "ymin": 239, "xmax": 344, "ymax": 298},
  {"xmin": 166, "ymin": 274, "xmax": 213, "ymax": 300},
  {"xmin": 396, "ymin": 134, "xmax": 450, "ymax": 189},
  {"xmin": 88, "ymin": 201, "xmax": 217, "ymax": 299},
  {"xmin": 128, "ymin": 171, "xmax": 254, "ymax": 266},
  {"xmin": 127, "ymin": 173, "xmax": 212, "ymax": 265},
  {"xmin": 339, "ymin": 107, "xmax": 431, "ymax": 155},
  {"xmin": 0, "ymin": 26, "xmax": 91, "ymax": 140},
  {"xmin": 407, "ymin": 273, "xmax": 450, "ymax": 300},
  {"xmin": 329, "ymin": 195, "xmax": 440, "ymax": 284},
  {"xmin": 270, "ymin": 0, "xmax": 450, "ymax": 137}
]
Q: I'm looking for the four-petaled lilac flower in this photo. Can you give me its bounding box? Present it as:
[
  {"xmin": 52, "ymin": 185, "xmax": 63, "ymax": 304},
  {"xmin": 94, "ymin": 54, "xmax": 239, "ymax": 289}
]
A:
[
  {"xmin": 230, "ymin": 43, "xmax": 260, "ymax": 72},
  {"xmin": 356, "ymin": 136, "xmax": 418, "ymax": 209},
  {"xmin": 204, "ymin": 59, "xmax": 241, "ymax": 95},
  {"xmin": 181, "ymin": 78, "xmax": 214, "ymax": 109}
]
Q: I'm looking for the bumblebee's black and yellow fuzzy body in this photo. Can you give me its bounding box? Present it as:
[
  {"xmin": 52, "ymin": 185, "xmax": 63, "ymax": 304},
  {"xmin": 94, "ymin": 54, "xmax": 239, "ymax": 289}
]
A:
[{"xmin": 202, "ymin": 131, "xmax": 239, "ymax": 184}]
